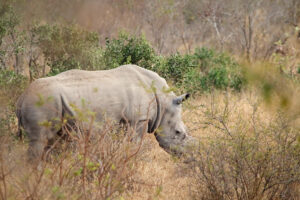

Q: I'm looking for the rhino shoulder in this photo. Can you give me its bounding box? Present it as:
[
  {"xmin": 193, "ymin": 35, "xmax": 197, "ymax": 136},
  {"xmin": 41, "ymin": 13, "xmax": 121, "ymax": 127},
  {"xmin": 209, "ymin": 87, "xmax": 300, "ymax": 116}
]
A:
[{"xmin": 119, "ymin": 64, "xmax": 168, "ymax": 86}]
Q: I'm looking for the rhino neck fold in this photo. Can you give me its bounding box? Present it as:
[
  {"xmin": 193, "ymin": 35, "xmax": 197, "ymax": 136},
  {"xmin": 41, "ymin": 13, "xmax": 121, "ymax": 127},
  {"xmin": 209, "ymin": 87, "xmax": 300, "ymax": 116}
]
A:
[{"xmin": 149, "ymin": 93, "xmax": 161, "ymax": 133}]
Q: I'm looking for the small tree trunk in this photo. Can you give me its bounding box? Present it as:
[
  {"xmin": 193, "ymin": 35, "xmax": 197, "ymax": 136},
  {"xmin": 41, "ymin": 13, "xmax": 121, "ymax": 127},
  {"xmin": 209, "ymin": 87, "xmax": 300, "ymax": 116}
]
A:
[
  {"xmin": 15, "ymin": 53, "xmax": 21, "ymax": 74},
  {"xmin": 242, "ymin": 15, "xmax": 253, "ymax": 62}
]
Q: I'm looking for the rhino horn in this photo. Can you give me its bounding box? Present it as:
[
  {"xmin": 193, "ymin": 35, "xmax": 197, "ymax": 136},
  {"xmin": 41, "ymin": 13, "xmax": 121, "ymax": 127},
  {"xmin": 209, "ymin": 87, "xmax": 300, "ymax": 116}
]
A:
[{"xmin": 173, "ymin": 93, "xmax": 190, "ymax": 105}]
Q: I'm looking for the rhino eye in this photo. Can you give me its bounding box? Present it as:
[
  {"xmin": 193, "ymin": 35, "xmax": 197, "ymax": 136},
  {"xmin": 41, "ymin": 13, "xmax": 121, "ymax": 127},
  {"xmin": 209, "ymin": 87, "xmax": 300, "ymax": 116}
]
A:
[{"xmin": 175, "ymin": 130, "xmax": 181, "ymax": 135}]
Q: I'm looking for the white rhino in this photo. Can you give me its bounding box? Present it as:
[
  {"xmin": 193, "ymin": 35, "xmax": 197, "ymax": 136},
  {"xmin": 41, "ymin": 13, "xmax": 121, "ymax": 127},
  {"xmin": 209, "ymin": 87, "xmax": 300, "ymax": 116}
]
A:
[{"xmin": 16, "ymin": 64, "xmax": 194, "ymax": 160}]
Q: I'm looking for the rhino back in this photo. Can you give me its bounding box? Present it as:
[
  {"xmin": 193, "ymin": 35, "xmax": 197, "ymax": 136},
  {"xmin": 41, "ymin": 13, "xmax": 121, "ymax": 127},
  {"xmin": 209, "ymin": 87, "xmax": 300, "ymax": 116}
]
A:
[{"xmin": 19, "ymin": 65, "xmax": 172, "ymax": 125}]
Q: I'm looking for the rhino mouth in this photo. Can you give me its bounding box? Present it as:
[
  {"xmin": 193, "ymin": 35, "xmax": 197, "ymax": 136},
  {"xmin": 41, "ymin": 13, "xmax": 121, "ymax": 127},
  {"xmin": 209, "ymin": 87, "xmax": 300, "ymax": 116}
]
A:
[
  {"xmin": 154, "ymin": 133, "xmax": 185, "ymax": 156},
  {"xmin": 155, "ymin": 133, "xmax": 197, "ymax": 156}
]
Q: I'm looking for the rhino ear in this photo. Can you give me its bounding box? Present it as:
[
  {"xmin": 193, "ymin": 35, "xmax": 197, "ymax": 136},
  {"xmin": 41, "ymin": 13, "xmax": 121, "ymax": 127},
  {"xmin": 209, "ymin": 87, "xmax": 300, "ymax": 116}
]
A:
[{"xmin": 173, "ymin": 93, "xmax": 190, "ymax": 105}]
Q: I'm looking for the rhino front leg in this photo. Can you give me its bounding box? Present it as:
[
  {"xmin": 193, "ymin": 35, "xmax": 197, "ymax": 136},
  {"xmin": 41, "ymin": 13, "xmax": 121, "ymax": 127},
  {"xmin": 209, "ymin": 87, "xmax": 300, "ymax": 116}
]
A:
[
  {"xmin": 133, "ymin": 120, "xmax": 149, "ymax": 143},
  {"xmin": 26, "ymin": 125, "xmax": 54, "ymax": 163},
  {"xmin": 28, "ymin": 139, "xmax": 47, "ymax": 162}
]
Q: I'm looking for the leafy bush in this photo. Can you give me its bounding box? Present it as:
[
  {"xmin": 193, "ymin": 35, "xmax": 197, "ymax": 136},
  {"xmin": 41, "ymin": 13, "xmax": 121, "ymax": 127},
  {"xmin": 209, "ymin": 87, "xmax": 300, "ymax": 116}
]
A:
[
  {"xmin": 0, "ymin": 2, "xmax": 27, "ymax": 73},
  {"xmin": 0, "ymin": 69, "xmax": 27, "ymax": 91},
  {"xmin": 0, "ymin": 3, "xmax": 19, "ymax": 43},
  {"xmin": 161, "ymin": 53, "xmax": 199, "ymax": 85},
  {"xmin": 103, "ymin": 32, "xmax": 157, "ymax": 69},
  {"xmin": 0, "ymin": 70, "xmax": 27, "ymax": 137},
  {"xmin": 160, "ymin": 48, "xmax": 244, "ymax": 94},
  {"xmin": 0, "ymin": 70, "xmax": 27, "ymax": 110},
  {"xmin": 207, "ymin": 66, "xmax": 229, "ymax": 89},
  {"xmin": 194, "ymin": 47, "xmax": 215, "ymax": 70},
  {"xmin": 194, "ymin": 48, "xmax": 244, "ymax": 92},
  {"xmin": 187, "ymin": 92, "xmax": 300, "ymax": 200},
  {"xmin": 182, "ymin": 68, "xmax": 208, "ymax": 93},
  {"xmin": 31, "ymin": 23, "xmax": 103, "ymax": 76},
  {"xmin": 1, "ymin": 12, "xmax": 245, "ymax": 92}
]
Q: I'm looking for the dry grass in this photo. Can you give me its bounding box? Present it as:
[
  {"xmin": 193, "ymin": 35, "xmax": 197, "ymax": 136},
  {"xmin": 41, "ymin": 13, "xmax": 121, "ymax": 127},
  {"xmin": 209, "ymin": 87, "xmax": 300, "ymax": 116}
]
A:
[
  {"xmin": 127, "ymin": 89, "xmax": 300, "ymax": 200},
  {"xmin": 1, "ymin": 89, "xmax": 299, "ymax": 200},
  {"xmin": 124, "ymin": 91, "xmax": 261, "ymax": 199},
  {"xmin": 0, "ymin": 116, "xmax": 144, "ymax": 200},
  {"xmin": 184, "ymin": 90, "xmax": 300, "ymax": 200},
  {"xmin": 125, "ymin": 134, "xmax": 194, "ymax": 200}
]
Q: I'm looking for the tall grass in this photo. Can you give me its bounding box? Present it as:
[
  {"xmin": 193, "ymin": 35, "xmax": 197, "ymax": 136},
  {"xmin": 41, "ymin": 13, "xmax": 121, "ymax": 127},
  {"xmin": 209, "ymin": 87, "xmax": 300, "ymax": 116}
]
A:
[
  {"xmin": 185, "ymin": 90, "xmax": 300, "ymax": 200},
  {"xmin": 0, "ymin": 110, "xmax": 144, "ymax": 200}
]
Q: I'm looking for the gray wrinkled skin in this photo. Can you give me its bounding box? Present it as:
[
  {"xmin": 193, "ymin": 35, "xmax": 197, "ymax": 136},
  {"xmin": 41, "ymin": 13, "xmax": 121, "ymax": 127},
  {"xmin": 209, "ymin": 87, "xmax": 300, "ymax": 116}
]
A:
[
  {"xmin": 155, "ymin": 94, "xmax": 194, "ymax": 156},
  {"xmin": 16, "ymin": 64, "xmax": 195, "ymax": 160}
]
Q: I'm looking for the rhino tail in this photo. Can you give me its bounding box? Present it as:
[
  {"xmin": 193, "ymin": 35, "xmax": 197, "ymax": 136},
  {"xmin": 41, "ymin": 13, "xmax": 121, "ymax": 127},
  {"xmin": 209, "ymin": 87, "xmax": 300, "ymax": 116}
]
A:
[
  {"xmin": 16, "ymin": 111, "xmax": 23, "ymax": 141},
  {"xmin": 15, "ymin": 94, "xmax": 24, "ymax": 141}
]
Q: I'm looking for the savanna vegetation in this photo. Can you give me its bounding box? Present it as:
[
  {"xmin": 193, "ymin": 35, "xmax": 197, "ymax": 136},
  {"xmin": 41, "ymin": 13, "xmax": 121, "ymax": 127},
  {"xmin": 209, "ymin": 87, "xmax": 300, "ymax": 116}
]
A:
[{"xmin": 0, "ymin": 0, "xmax": 300, "ymax": 199}]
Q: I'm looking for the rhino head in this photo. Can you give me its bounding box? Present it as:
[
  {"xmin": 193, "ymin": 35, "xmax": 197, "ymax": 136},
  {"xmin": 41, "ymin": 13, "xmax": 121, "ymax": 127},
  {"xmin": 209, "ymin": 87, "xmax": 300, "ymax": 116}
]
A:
[{"xmin": 154, "ymin": 93, "xmax": 196, "ymax": 156}]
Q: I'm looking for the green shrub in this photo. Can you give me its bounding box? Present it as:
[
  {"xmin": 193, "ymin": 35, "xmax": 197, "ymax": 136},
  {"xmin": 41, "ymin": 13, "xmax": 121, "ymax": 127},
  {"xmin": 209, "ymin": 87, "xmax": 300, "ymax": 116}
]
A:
[
  {"xmin": 103, "ymin": 32, "xmax": 157, "ymax": 69},
  {"xmin": 183, "ymin": 68, "xmax": 208, "ymax": 93},
  {"xmin": 0, "ymin": 3, "xmax": 19, "ymax": 44},
  {"xmin": 31, "ymin": 23, "xmax": 103, "ymax": 76},
  {"xmin": 0, "ymin": 70, "xmax": 27, "ymax": 137},
  {"xmin": 162, "ymin": 53, "xmax": 198, "ymax": 85},
  {"xmin": 0, "ymin": 2, "xmax": 27, "ymax": 73},
  {"xmin": 0, "ymin": 69, "xmax": 27, "ymax": 102},
  {"xmin": 207, "ymin": 66, "xmax": 229, "ymax": 89},
  {"xmin": 229, "ymin": 72, "xmax": 244, "ymax": 91},
  {"xmin": 163, "ymin": 48, "xmax": 245, "ymax": 94},
  {"xmin": 194, "ymin": 47, "xmax": 215, "ymax": 70},
  {"xmin": 0, "ymin": 15, "xmax": 245, "ymax": 94}
]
